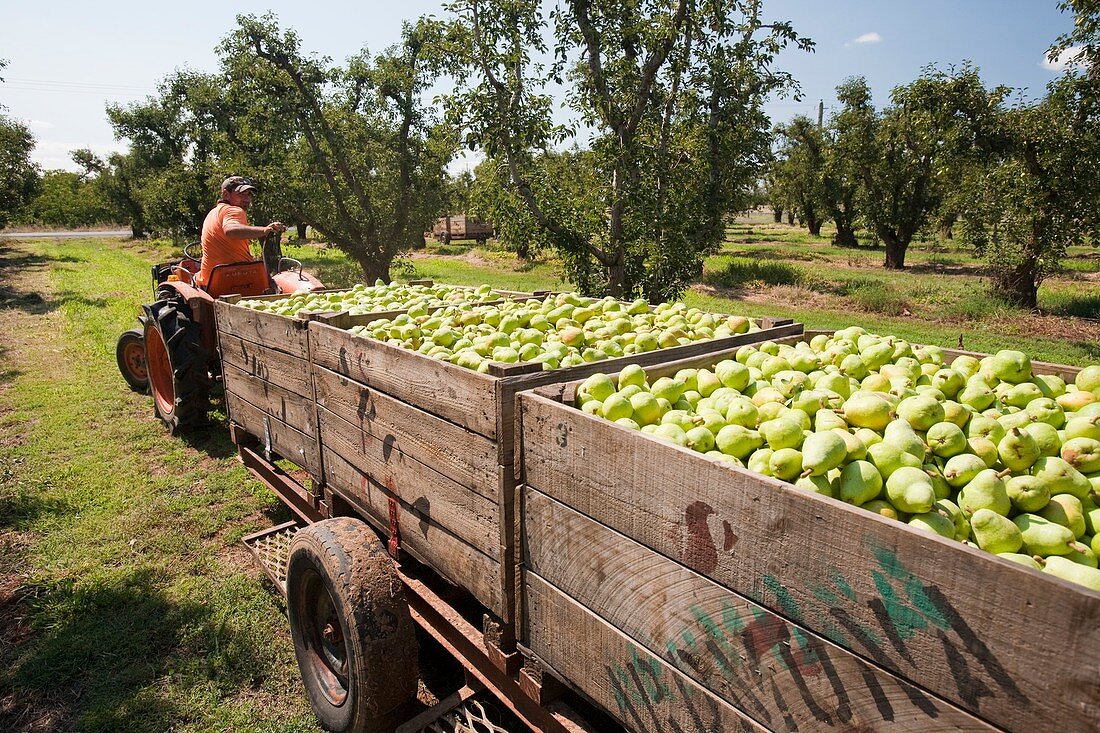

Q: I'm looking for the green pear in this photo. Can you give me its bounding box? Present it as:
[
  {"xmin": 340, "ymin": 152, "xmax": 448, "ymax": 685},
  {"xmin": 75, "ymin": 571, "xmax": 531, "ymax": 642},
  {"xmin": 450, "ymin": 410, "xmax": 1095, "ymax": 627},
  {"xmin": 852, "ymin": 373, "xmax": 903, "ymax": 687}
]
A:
[
  {"xmin": 714, "ymin": 360, "xmax": 751, "ymax": 392},
  {"xmin": 651, "ymin": 376, "xmax": 687, "ymax": 403},
  {"xmin": 959, "ymin": 380, "xmax": 997, "ymax": 411},
  {"xmin": 1093, "ymin": 532, "xmax": 1100, "ymax": 557},
  {"xmin": 909, "ymin": 509, "xmax": 956, "ymax": 540},
  {"xmin": 801, "ymin": 431, "xmax": 848, "ymax": 477},
  {"xmin": 816, "ymin": 372, "xmax": 851, "ymax": 399},
  {"xmin": 1013, "ymin": 514, "xmax": 1087, "ymax": 556},
  {"xmin": 1041, "ymin": 556, "xmax": 1100, "ymax": 591},
  {"xmin": 674, "ymin": 368, "xmax": 700, "ymax": 393},
  {"xmin": 958, "ymin": 469, "xmax": 1012, "ymax": 517},
  {"xmin": 747, "ymin": 448, "xmax": 774, "ymax": 476},
  {"xmin": 1065, "ymin": 415, "xmax": 1100, "ymax": 442},
  {"xmin": 855, "ymin": 428, "xmax": 882, "ymax": 449},
  {"xmin": 967, "ymin": 437, "xmax": 1000, "ymax": 468},
  {"xmin": 863, "ymin": 499, "xmax": 900, "ymax": 521},
  {"xmin": 1062, "ymin": 437, "xmax": 1100, "ymax": 474},
  {"xmin": 833, "ymin": 428, "xmax": 867, "ymax": 463},
  {"xmin": 861, "ymin": 373, "xmax": 893, "ymax": 393},
  {"xmin": 1006, "ymin": 474, "xmax": 1052, "ymax": 513},
  {"xmin": 931, "ymin": 369, "xmax": 965, "ymax": 399},
  {"xmin": 1031, "ymin": 456, "xmax": 1091, "ymax": 499},
  {"xmin": 1083, "ymin": 497, "xmax": 1100, "ymax": 536},
  {"xmin": 896, "ymin": 395, "xmax": 946, "ymax": 431},
  {"xmin": 1034, "ymin": 373, "xmax": 1067, "ymax": 399},
  {"xmin": 757, "ymin": 401, "xmax": 786, "ymax": 424},
  {"xmin": 937, "ymin": 498, "xmax": 970, "ymax": 539},
  {"xmin": 1004, "ymin": 382, "xmax": 1044, "ymax": 409},
  {"xmin": 943, "ymin": 453, "xmax": 989, "ymax": 488},
  {"xmin": 839, "ymin": 460, "xmax": 884, "ymax": 506},
  {"xmin": 867, "ymin": 441, "xmax": 922, "ymax": 480},
  {"xmin": 697, "ymin": 370, "xmax": 722, "ymax": 398},
  {"xmin": 652, "ymin": 423, "xmax": 689, "ymax": 447},
  {"xmin": 617, "ymin": 363, "xmax": 648, "ymax": 390},
  {"xmin": 715, "ymin": 424, "xmax": 764, "ymax": 460},
  {"xmin": 998, "ymin": 428, "xmax": 1042, "ymax": 472},
  {"xmin": 924, "ymin": 464, "xmax": 952, "ymax": 500},
  {"xmin": 998, "ymin": 410, "xmax": 1033, "ymax": 432},
  {"xmin": 779, "ymin": 406, "xmax": 812, "ymax": 432},
  {"xmin": 967, "ymin": 415, "xmax": 1006, "ymax": 444},
  {"xmin": 1023, "ymin": 422, "xmax": 1061, "ymax": 458},
  {"xmin": 707, "ymin": 450, "xmax": 744, "ymax": 467},
  {"xmin": 884, "ymin": 419, "xmax": 927, "ymax": 460},
  {"xmin": 724, "ymin": 397, "xmax": 758, "ymax": 428},
  {"xmin": 629, "ymin": 392, "xmax": 664, "ymax": 426},
  {"xmin": 989, "ymin": 349, "xmax": 1033, "ymax": 384},
  {"xmin": 1040, "ymin": 494, "xmax": 1087, "ymax": 539},
  {"xmin": 581, "ymin": 372, "xmax": 616, "ymax": 403},
  {"xmin": 1076, "ymin": 365, "xmax": 1100, "ymax": 395},
  {"xmin": 600, "ymin": 394, "xmax": 634, "ymax": 422},
  {"xmin": 997, "ymin": 552, "xmax": 1042, "ymax": 570},
  {"xmin": 1026, "ymin": 397, "xmax": 1065, "ymax": 428},
  {"xmin": 970, "ymin": 508, "xmax": 1023, "ymax": 553},
  {"xmin": 770, "ymin": 448, "xmax": 804, "ymax": 481},
  {"xmin": 685, "ymin": 426, "xmax": 717, "ymax": 453},
  {"xmin": 841, "ymin": 392, "xmax": 893, "ymax": 432},
  {"xmin": 1057, "ymin": 390, "xmax": 1097, "ymax": 412},
  {"xmin": 615, "ymin": 417, "xmax": 641, "ymax": 430},
  {"xmin": 886, "ymin": 466, "xmax": 937, "ymax": 514},
  {"xmin": 926, "ymin": 422, "xmax": 968, "ymax": 458},
  {"xmin": 815, "ymin": 409, "xmax": 848, "ymax": 432},
  {"xmin": 581, "ymin": 399, "xmax": 602, "ymax": 415},
  {"xmin": 951, "ymin": 355, "xmax": 982, "ymax": 379},
  {"xmin": 794, "ymin": 473, "xmax": 837, "ymax": 497},
  {"xmin": 759, "ymin": 417, "xmax": 804, "ymax": 450},
  {"xmin": 941, "ymin": 400, "xmax": 972, "ymax": 429},
  {"xmin": 1065, "ymin": 543, "xmax": 1097, "ymax": 568}
]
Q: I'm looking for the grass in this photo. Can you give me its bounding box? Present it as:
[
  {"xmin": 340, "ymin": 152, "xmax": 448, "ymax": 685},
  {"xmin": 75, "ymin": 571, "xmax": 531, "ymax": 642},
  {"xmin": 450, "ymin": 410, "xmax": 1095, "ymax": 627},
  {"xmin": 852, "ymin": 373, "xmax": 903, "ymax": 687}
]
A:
[{"xmin": 0, "ymin": 238, "xmax": 320, "ymax": 732}]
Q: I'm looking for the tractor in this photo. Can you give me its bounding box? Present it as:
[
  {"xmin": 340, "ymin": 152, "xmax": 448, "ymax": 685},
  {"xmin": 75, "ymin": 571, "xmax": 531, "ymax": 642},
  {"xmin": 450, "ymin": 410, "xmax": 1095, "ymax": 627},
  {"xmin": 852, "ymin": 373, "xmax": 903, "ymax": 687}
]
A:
[{"xmin": 116, "ymin": 233, "xmax": 323, "ymax": 432}]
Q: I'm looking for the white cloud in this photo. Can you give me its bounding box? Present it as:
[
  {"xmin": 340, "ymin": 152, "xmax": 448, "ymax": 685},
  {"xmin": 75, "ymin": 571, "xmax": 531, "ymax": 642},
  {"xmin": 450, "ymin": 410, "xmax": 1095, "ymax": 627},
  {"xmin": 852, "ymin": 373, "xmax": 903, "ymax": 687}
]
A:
[
  {"xmin": 850, "ymin": 32, "xmax": 882, "ymax": 46},
  {"xmin": 28, "ymin": 119, "xmax": 56, "ymax": 130},
  {"xmin": 1042, "ymin": 45, "xmax": 1085, "ymax": 72},
  {"xmin": 31, "ymin": 140, "xmax": 123, "ymax": 171}
]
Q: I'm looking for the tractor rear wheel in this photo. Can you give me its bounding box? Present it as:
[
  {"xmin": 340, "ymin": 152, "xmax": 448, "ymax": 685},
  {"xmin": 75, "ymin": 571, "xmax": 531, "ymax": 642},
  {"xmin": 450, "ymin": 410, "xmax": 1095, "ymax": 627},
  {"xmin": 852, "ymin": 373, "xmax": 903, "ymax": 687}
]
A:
[
  {"xmin": 287, "ymin": 518, "xmax": 419, "ymax": 733},
  {"xmin": 143, "ymin": 295, "xmax": 211, "ymax": 433},
  {"xmin": 116, "ymin": 328, "xmax": 149, "ymax": 393}
]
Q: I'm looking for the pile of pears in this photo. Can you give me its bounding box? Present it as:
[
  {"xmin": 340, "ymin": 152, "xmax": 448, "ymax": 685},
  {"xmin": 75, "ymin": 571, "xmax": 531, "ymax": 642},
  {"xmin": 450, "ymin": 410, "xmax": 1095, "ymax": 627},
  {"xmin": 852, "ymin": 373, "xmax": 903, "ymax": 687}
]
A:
[
  {"xmin": 576, "ymin": 328, "xmax": 1100, "ymax": 592},
  {"xmin": 238, "ymin": 280, "xmax": 501, "ymax": 318},
  {"xmin": 346, "ymin": 292, "xmax": 760, "ymax": 374}
]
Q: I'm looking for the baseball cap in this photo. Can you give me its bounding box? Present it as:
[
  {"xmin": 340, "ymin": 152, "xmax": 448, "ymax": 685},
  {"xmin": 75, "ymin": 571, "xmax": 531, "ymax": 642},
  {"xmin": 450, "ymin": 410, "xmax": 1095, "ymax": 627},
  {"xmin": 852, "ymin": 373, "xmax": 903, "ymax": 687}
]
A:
[{"xmin": 221, "ymin": 175, "xmax": 258, "ymax": 194}]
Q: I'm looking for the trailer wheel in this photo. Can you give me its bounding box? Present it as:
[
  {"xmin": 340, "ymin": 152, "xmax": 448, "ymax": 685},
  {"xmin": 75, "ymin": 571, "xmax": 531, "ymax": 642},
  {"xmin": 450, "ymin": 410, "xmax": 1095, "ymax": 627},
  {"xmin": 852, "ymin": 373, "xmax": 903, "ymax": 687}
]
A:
[
  {"xmin": 287, "ymin": 518, "xmax": 418, "ymax": 733},
  {"xmin": 116, "ymin": 328, "xmax": 149, "ymax": 393}
]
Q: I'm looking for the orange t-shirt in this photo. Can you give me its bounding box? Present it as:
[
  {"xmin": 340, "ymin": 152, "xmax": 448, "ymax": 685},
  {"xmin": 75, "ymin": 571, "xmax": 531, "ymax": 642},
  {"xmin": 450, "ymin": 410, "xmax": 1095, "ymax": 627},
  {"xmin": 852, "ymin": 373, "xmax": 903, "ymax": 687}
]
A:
[{"xmin": 196, "ymin": 203, "xmax": 252, "ymax": 287}]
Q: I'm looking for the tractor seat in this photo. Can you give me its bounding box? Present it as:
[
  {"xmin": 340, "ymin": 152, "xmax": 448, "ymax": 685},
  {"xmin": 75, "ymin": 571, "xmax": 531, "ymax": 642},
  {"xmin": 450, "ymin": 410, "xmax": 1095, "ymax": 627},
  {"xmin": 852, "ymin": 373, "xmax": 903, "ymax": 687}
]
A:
[
  {"xmin": 172, "ymin": 259, "xmax": 200, "ymax": 285},
  {"xmin": 203, "ymin": 261, "xmax": 272, "ymax": 298}
]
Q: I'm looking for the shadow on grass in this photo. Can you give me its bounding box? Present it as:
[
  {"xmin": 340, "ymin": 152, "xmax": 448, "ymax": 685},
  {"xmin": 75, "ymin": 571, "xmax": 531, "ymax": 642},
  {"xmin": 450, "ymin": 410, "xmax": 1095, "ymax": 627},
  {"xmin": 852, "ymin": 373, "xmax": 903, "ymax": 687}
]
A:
[
  {"xmin": 1, "ymin": 565, "xmax": 282, "ymax": 732},
  {"xmin": 1046, "ymin": 291, "xmax": 1100, "ymax": 319},
  {"xmin": 704, "ymin": 257, "xmax": 803, "ymax": 290}
]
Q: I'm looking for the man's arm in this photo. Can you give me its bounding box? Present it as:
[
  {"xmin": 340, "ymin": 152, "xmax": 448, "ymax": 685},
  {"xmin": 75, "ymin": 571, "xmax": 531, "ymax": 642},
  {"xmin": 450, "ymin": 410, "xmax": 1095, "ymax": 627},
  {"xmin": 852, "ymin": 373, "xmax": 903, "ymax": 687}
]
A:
[{"xmin": 223, "ymin": 220, "xmax": 287, "ymax": 239}]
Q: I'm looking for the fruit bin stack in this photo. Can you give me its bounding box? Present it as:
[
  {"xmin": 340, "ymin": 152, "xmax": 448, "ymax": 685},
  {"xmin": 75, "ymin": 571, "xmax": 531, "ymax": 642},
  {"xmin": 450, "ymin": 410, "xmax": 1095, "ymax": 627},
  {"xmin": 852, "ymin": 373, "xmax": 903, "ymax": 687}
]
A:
[{"xmin": 518, "ymin": 328, "xmax": 1099, "ymax": 733}]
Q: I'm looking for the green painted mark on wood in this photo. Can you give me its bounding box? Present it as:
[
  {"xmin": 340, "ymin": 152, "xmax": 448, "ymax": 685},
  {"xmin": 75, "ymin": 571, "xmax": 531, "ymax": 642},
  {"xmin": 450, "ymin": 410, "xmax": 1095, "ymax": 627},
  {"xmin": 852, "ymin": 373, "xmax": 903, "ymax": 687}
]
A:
[
  {"xmin": 904, "ymin": 574, "xmax": 951, "ymax": 630},
  {"xmin": 763, "ymin": 573, "xmax": 803, "ymax": 622},
  {"xmin": 832, "ymin": 568, "xmax": 856, "ymax": 600},
  {"xmin": 721, "ymin": 601, "xmax": 746, "ymax": 635},
  {"xmin": 871, "ymin": 545, "xmax": 908, "ymax": 581},
  {"xmin": 628, "ymin": 643, "xmax": 671, "ymax": 704},
  {"xmin": 791, "ymin": 626, "xmax": 822, "ymax": 669},
  {"xmin": 690, "ymin": 605, "xmax": 738, "ymax": 674},
  {"xmin": 872, "ymin": 570, "xmax": 928, "ymax": 640},
  {"xmin": 811, "ymin": 582, "xmax": 839, "ymax": 607}
]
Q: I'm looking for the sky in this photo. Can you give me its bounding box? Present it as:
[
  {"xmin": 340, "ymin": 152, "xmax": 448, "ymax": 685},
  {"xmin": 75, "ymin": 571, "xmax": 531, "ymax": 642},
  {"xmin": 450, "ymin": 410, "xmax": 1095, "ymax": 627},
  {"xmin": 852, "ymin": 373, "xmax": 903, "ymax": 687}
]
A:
[{"xmin": 0, "ymin": 1, "xmax": 1081, "ymax": 173}]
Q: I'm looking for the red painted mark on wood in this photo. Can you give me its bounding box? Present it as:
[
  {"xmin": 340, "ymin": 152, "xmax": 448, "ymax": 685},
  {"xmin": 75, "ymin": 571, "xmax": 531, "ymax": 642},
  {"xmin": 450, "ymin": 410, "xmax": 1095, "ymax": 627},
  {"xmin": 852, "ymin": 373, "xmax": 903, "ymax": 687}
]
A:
[
  {"xmin": 683, "ymin": 502, "xmax": 718, "ymax": 574},
  {"xmin": 722, "ymin": 520, "xmax": 738, "ymax": 552}
]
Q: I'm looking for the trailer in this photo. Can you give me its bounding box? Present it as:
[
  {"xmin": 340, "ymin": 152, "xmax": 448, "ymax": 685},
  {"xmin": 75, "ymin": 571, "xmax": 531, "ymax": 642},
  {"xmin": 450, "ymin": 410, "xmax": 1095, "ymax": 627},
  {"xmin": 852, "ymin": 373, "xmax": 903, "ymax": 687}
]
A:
[
  {"xmin": 213, "ymin": 289, "xmax": 1100, "ymax": 733},
  {"xmin": 432, "ymin": 215, "xmax": 495, "ymax": 245}
]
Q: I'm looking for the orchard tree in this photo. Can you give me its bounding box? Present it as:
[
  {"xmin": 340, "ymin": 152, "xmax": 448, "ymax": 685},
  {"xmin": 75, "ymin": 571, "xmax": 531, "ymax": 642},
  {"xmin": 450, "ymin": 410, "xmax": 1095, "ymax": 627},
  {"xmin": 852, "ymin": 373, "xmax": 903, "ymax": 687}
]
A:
[
  {"xmin": 773, "ymin": 115, "xmax": 826, "ymax": 236},
  {"xmin": 220, "ymin": 14, "xmax": 456, "ymax": 282},
  {"xmin": 445, "ymin": 0, "xmax": 811, "ymax": 299},
  {"xmin": 72, "ymin": 149, "xmax": 148, "ymax": 237},
  {"xmin": 0, "ymin": 114, "xmax": 37, "ymax": 230}
]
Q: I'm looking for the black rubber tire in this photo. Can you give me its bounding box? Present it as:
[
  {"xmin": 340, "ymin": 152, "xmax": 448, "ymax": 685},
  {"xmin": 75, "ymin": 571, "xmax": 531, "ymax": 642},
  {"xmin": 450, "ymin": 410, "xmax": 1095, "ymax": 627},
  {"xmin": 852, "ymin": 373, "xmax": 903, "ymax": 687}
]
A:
[
  {"xmin": 116, "ymin": 328, "xmax": 149, "ymax": 393},
  {"xmin": 287, "ymin": 518, "xmax": 419, "ymax": 733},
  {"xmin": 142, "ymin": 294, "xmax": 212, "ymax": 434}
]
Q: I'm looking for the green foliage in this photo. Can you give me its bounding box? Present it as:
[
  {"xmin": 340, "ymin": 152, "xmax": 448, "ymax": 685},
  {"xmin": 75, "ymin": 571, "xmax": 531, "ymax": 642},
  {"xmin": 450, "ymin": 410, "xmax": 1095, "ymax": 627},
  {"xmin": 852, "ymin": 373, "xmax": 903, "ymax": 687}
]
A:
[
  {"xmin": 0, "ymin": 112, "xmax": 39, "ymax": 229},
  {"xmin": 15, "ymin": 169, "xmax": 115, "ymax": 228},
  {"xmin": 445, "ymin": 0, "xmax": 811, "ymax": 300},
  {"xmin": 703, "ymin": 256, "xmax": 803, "ymax": 289}
]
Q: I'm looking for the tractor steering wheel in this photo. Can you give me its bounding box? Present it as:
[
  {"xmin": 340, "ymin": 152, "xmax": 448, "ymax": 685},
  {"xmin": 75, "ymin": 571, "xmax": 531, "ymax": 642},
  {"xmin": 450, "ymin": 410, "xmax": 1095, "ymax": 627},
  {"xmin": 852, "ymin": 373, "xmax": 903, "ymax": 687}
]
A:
[{"xmin": 183, "ymin": 241, "xmax": 202, "ymax": 263}]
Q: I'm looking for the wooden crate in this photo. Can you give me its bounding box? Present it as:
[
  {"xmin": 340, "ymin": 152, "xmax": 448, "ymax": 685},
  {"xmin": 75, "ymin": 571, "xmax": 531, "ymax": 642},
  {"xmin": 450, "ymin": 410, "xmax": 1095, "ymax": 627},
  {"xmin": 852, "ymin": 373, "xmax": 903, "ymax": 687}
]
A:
[
  {"xmin": 214, "ymin": 298, "xmax": 323, "ymax": 483},
  {"xmin": 517, "ymin": 345, "xmax": 1099, "ymax": 733},
  {"xmin": 307, "ymin": 317, "xmax": 803, "ymax": 629}
]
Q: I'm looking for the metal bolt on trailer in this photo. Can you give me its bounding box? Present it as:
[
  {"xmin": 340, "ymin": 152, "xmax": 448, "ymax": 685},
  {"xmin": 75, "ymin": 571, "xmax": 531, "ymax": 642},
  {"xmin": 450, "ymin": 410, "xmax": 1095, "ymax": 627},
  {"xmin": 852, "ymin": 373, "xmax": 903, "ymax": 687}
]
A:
[{"xmin": 237, "ymin": 437, "xmax": 599, "ymax": 733}]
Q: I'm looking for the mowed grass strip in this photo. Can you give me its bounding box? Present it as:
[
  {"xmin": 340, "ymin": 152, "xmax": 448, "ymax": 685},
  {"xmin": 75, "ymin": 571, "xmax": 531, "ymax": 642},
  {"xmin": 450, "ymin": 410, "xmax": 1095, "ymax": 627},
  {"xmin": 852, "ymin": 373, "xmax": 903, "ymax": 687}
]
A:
[{"xmin": 0, "ymin": 239, "xmax": 320, "ymax": 732}]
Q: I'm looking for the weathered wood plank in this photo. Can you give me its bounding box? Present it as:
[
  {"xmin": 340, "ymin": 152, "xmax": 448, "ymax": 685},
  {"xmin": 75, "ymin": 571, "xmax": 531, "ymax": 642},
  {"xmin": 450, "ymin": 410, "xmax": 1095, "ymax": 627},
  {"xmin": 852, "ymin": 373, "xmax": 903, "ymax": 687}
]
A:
[
  {"xmin": 312, "ymin": 365, "xmax": 499, "ymax": 498},
  {"xmin": 309, "ymin": 321, "xmax": 500, "ymax": 439},
  {"xmin": 219, "ymin": 333, "xmax": 312, "ymax": 397},
  {"xmin": 223, "ymin": 364, "xmax": 317, "ymax": 438},
  {"xmin": 213, "ymin": 299, "xmax": 310, "ymax": 359},
  {"xmin": 518, "ymin": 392, "xmax": 1100, "ymax": 733},
  {"xmin": 321, "ymin": 446, "xmax": 504, "ymax": 616},
  {"xmin": 318, "ymin": 408, "xmax": 499, "ymax": 556},
  {"xmin": 225, "ymin": 390, "xmax": 321, "ymax": 478},
  {"xmin": 524, "ymin": 572, "xmax": 768, "ymax": 733},
  {"xmin": 523, "ymin": 488, "xmax": 999, "ymax": 732}
]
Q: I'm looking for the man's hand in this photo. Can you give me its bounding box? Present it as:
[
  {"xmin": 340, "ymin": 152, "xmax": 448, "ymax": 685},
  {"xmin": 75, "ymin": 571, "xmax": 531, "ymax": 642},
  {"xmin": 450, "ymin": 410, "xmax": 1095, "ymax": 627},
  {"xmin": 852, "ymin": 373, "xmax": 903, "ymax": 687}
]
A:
[{"xmin": 263, "ymin": 221, "xmax": 288, "ymax": 237}]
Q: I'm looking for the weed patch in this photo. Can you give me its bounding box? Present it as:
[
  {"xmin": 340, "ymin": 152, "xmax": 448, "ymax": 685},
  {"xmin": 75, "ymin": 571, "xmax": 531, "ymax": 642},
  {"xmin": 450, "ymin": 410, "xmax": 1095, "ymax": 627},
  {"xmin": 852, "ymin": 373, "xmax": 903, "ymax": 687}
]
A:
[
  {"xmin": 704, "ymin": 257, "xmax": 803, "ymax": 289},
  {"xmin": 845, "ymin": 281, "xmax": 910, "ymax": 316}
]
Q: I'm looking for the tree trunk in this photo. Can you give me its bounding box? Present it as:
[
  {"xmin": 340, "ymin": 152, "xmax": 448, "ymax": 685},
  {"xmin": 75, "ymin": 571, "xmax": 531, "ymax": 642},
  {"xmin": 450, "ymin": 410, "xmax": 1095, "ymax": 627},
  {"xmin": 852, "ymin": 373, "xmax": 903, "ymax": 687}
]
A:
[
  {"xmin": 296, "ymin": 222, "xmax": 308, "ymax": 240},
  {"xmin": 805, "ymin": 210, "xmax": 822, "ymax": 237},
  {"xmin": 772, "ymin": 207, "xmax": 783, "ymax": 223},
  {"xmin": 786, "ymin": 210, "xmax": 795, "ymax": 225},
  {"xmin": 516, "ymin": 240, "xmax": 530, "ymax": 260},
  {"xmin": 938, "ymin": 212, "xmax": 957, "ymax": 241},
  {"xmin": 356, "ymin": 254, "xmax": 390, "ymax": 284},
  {"xmin": 883, "ymin": 235, "xmax": 908, "ymax": 269},
  {"xmin": 995, "ymin": 263, "xmax": 1038, "ymax": 309},
  {"xmin": 833, "ymin": 225, "xmax": 857, "ymax": 248},
  {"xmin": 608, "ymin": 258, "xmax": 625, "ymax": 298}
]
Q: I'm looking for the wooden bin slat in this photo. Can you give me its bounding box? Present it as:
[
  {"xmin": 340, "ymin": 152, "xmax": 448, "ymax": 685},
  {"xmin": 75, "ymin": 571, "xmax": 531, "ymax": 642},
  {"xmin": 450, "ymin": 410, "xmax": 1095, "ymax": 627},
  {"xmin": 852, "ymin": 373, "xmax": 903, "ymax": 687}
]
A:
[
  {"xmin": 312, "ymin": 365, "xmax": 499, "ymax": 499},
  {"xmin": 318, "ymin": 408, "xmax": 499, "ymax": 556},
  {"xmin": 524, "ymin": 488, "xmax": 999, "ymax": 732},
  {"xmin": 524, "ymin": 572, "xmax": 768, "ymax": 733},
  {"xmin": 321, "ymin": 446, "xmax": 504, "ymax": 615},
  {"xmin": 213, "ymin": 299, "xmax": 309, "ymax": 360},
  {"xmin": 518, "ymin": 391, "xmax": 1100, "ymax": 733},
  {"xmin": 223, "ymin": 364, "xmax": 317, "ymax": 438},
  {"xmin": 225, "ymin": 390, "xmax": 322, "ymax": 478},
  {"xmin": 219, "ymin": 334, "xmax": 312, "ymax": 397}
]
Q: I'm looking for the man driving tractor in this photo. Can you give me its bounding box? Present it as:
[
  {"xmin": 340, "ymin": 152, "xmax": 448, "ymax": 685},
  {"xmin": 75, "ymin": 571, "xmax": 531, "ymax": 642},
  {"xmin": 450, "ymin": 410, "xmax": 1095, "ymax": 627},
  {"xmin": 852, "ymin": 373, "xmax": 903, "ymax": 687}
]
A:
[{"xmin": 196, "ymin": 175, "xmax": 288, "ymax": 288}]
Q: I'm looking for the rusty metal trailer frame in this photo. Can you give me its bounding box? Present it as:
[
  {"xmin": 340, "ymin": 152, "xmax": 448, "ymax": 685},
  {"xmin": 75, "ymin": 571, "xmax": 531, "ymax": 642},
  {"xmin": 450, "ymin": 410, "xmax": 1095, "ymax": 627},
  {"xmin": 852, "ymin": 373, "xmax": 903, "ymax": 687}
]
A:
[{"xmin": 236, "ymin": 430, "xmax": 595, "ymax": 733}]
